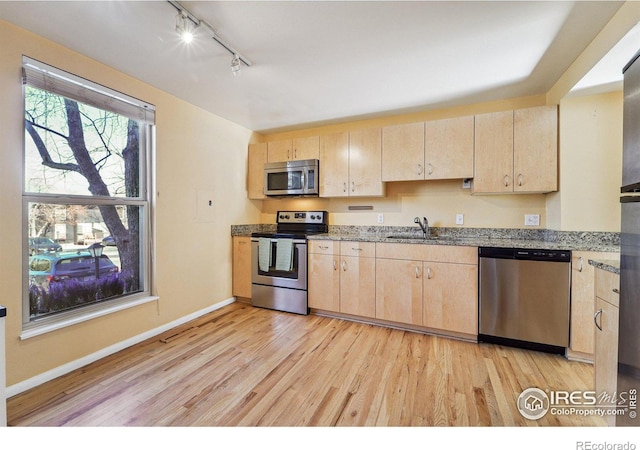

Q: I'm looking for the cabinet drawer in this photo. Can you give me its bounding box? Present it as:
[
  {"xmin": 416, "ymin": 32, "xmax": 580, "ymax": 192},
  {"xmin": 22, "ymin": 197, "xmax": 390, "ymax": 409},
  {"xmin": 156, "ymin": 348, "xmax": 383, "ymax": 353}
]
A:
[
  {"xmin": 596, "ymin": 269, "xmax": 620, "ymax": 307},
  {"xmin": 340, "ymin": 241, "xmax": 375, "ymax": 258},
  {"xmin": 376, "ymin": 242, "xmax": 477, "ymax": 264},
  {"xmin": 308, "ymin": 240, "xmax": 337, "ymax": 255}
]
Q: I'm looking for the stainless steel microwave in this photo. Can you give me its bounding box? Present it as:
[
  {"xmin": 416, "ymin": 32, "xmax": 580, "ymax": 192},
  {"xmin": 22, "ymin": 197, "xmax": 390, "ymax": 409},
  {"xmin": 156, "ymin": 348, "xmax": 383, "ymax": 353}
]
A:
[{"xmin": 264, "ymin": 159, "xmax": 319, "ymax": 196}]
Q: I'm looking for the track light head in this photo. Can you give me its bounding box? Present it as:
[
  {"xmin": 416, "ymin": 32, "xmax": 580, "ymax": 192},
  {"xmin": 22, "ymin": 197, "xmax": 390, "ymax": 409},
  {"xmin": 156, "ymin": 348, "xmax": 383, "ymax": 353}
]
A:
[
  {"xmin": 231, "ymin": 54, "xmax": 241, "ymax": 76},
  {"xmin": 176, "ymin": 10, "xmax": 196, "ymax": 43}
]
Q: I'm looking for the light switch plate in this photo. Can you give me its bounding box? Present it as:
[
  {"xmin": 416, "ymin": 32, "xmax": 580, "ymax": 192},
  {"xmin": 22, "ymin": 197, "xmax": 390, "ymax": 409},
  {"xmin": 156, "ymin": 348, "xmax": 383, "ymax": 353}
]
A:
[
  {"xmin": 456, "ymin": 214, "xmax": 464, "ymax": 225},
  {"xmin": 525, "ymin": 214, "xmax": 540, "ymax": 226}
]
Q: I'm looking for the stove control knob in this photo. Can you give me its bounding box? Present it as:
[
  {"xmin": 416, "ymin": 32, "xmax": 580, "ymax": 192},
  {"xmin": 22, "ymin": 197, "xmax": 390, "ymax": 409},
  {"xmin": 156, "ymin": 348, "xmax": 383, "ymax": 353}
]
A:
[
  {"xmin": 285, "ymin": 215, "xmax": 290, "ymax": 219},
  {"xmin": 310, "ymin": 215, "xmax": 316, "ymax": 220}
]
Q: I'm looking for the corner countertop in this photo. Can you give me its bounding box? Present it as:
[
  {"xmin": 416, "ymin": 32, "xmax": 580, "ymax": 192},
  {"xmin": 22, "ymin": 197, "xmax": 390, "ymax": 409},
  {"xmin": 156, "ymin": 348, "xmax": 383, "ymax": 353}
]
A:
[
  {"xmin": 232, "ymin": 225, "xmax": 620, "ymax": 253},
  {"xmin": 588, "ymin": 259, "xmax": 620, "ymax": 275}
]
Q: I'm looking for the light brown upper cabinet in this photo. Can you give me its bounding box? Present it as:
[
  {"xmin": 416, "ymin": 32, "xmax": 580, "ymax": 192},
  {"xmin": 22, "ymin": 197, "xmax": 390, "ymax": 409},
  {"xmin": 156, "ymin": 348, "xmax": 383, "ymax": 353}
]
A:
[
  {"xmin": 425, "ymin": 115, "xmax": 474, "ymax": 180},
  {"xmin": 382, "ymin": 122, "xmax": 425, "ymax": 181},
  {"xmin": 320, "ymin": 128, "xmax": 384, "ymax": 197},
  {"xmin": 319, "ymin": 132, "xmax": 350, "ymax": 197},
  {"xmin": 513, "ymin": 105, "xmax": 558, "ymax": 193},
  {"xmin": 267, "ymin": 136, "xmax": 320, "ymax": 162},
  {"xmin": 381, "ymin": 116, "xmax": 474, "ymax": 182},
  {"xmin": 247, "ymin": 143, "xmax": 267, "ymax": 200},
  {"xmin": 473, "ymin": 105, "xmax": 558, "ymax": 194}
]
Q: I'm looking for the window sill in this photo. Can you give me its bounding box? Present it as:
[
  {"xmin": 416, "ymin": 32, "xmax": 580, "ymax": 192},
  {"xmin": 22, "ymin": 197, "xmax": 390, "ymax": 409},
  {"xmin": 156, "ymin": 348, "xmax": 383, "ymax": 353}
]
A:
[{"xmin": 20, "ymin": 294, "xmax": 159, "ymax": 340}]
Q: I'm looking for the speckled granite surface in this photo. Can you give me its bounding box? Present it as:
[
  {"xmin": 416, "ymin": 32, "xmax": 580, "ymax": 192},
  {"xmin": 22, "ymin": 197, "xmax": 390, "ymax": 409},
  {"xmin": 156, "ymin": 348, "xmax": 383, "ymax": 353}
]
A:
[
  {"xmin": 588, "ymin": 259, "xmax": 620, "ymax": 274},
  {"xmin": 231, "ymin": 224, "xmax": 620, "ymax": 252}
]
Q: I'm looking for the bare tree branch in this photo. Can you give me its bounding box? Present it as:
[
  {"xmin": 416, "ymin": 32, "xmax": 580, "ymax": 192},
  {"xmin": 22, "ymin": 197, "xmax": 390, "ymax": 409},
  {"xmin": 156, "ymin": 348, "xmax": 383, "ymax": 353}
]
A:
[{"xmin": 25, "ymin": 119, "xmax": 80, "ymax": 172}]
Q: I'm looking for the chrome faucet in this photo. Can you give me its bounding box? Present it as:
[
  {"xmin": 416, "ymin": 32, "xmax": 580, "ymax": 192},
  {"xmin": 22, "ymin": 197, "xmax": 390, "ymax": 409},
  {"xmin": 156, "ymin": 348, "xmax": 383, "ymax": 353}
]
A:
[{"xmin": 414, "ymin": 216, "xmax": 429, "ymax": 238}]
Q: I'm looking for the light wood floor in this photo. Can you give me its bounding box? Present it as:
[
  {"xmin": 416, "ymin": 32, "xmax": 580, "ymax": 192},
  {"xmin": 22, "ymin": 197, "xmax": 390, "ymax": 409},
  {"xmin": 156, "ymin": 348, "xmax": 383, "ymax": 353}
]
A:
[{"xmin": 8, "ymin": 302, "xmax": 605, "ymax": 426}]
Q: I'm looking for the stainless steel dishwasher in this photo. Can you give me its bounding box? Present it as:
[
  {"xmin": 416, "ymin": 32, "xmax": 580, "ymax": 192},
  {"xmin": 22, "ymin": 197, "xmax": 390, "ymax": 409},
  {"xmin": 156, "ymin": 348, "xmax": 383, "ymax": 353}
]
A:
[{"xmin": 478, "ymin": 247, "xmax": 572, "ymax": 354}]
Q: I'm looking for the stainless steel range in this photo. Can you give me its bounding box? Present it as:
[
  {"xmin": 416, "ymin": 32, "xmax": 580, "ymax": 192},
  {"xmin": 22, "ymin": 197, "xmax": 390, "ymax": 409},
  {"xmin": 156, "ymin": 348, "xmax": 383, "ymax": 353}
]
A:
[{"xmin": 250, "ymin": 211, "xmax": 328, "ymax": 315}]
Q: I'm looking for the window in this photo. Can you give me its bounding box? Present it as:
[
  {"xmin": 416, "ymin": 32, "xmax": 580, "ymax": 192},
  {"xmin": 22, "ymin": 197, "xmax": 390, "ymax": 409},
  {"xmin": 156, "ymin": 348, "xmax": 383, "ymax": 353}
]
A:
[{"xmin": 22, "ymin": 56, "xmax": 155, "ymax": 332}]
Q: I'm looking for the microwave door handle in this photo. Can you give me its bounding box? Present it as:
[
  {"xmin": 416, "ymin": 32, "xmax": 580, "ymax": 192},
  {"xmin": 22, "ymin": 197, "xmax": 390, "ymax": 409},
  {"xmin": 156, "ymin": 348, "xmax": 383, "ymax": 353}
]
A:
[{"xmin": 301, "ymin": 169, "xmax": 306, "ymax": 192}]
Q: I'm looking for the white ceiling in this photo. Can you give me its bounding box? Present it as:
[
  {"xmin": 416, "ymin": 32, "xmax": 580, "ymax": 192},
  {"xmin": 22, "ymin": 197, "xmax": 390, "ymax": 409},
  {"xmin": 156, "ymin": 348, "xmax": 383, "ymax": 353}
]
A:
[{"xmin": 0, "ymin": 1, "xmax": 633, "ymax": 133}]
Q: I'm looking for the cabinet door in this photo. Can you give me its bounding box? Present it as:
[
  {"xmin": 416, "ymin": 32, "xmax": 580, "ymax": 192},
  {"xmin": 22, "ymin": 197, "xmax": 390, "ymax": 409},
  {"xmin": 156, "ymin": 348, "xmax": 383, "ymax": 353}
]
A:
[
  {"xmin": 568, "ymin": 251, "xmax": 619, "ymax": 360},
  {"xmin": 349, "ymin": 127, "xmax": 384, "ymax": 196},
  {"xmin": 381, "ymin": 122, "xmax": 425, "ymax": 181},
  {"xmin": 594, "ymin": 296, "xmax": 619, "ymax": 426},
  {"xmin": 232, "ymin": 236, "xmax": 252, "ymax": 298},
  {"xmin": 473, "ymin": 110, "xmax": 514, "ymax": 194},
  {"xmin": 247, "ymin": 143, "xmax": 267, "ymax": 199},
  {"xmin": 514, "ymin": 105, "xmax": 558, "ymax": 193},
  {"xmin": 319, "ymin": 132, "xmax": 350, "ymax": 197},
  {"xmin": 308, "ymin": 253, "xmax": 340, "ymax": 312},
  {"xmin": 425, "ymin": 115, "xmax": 474, "ymax": 180},
  {"xmin": 375, "ymin": 258, "xmax": 422, "ymax": 326},
  {"xmin": 570, "ymin": 252, "xmax": 597, "ymax": 357},
  {"xmin": 293, "ymin": 136, "xmax": 319, "ymax": 160},
  {"xmin": 340, "ymin": 256, "xmax": 376, "ymax": 318},
  {"xmin": 423, "ymin": 262, "xmax": 478, "ymax": 335},
  {"xmin": 267, "ymin": 139, "xmax": 292, "ymax": 162}
]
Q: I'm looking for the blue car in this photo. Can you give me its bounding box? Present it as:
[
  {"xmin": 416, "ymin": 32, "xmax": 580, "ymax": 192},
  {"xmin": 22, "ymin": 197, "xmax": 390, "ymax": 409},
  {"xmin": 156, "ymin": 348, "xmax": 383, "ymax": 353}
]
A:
[
  {"xmin": 28, "ymin": 237, "xmax": 63, "ymax": 256},
  {"xmin": 29, "ymin": 251, "xmax": 119, "ymax": 289}
]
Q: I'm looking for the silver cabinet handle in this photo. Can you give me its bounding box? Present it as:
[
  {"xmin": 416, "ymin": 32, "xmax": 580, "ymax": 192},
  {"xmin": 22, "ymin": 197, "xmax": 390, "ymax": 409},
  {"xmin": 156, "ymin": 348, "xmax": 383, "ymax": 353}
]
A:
[
  {"xmin": 414, "ymin": 266, "xmax": 420, "ymax": 279},
  {"xmin": 613, "ymin": 288, "xmax": 620, "ymax": 294},
  {"xmin": 352, "ymin": 247, "xmax": 363, "ymax": 252},
  {"xmin": 342, "ymin": 260, "xmax": 347, "ymax": 271},
  {"xmin": 504, "ymin": 174, "xmax": 510, "ymax": 187},
  {"xmin": 343, "ymin": 182, "xmax": 347, "ymax": 193},
  {"xmin": 417, "ymin": 164, "xmax": 423, "ymax": 175},
  {"xmin": 294, "ymin": 148, "xmax": 297, "ymax": 159},
  {"xmin": 319, "ymin": 245, "xmax": 329, "ymax": 250},
  {"xmin": 594, "ymin": 309, "xmax": 603, "ymax": 331},
  {"xmin": 351, "ymin": 181, "xmax": 355, "ymax": 192},
  {"xmin": 427, "ymin": 163, "xmax": 433, "ymax": 175},
  {"xmin": 426, "ymin": 267, "xmax": 432, "ymax": 279},
  {"xmin": 287, "ymin": 149, "xmax": 290, "ymax": 160},
  {"xmin": 518, "ymin": 173, "xmax": 523, "ymax": 186},
  {"xmin": 333, "ymin": 260, "xmax": 337, "ymax": 271},
  {"xmin": 578, "ymin": 257, "xmax": 583, "ymax": 272}
]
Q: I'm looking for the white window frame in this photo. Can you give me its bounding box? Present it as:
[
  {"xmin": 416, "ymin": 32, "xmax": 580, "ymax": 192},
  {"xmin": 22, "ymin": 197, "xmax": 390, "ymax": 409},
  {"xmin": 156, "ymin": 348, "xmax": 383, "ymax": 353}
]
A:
[{"xmin": 21, "ymin": 56, "xmax": 157, "ymax": 339}]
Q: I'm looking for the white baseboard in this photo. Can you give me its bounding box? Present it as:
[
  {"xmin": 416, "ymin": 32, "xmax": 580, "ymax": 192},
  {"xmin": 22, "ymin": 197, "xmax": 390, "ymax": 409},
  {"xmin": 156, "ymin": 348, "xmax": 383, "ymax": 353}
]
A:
[{"xmin": 6, "ymin": 297, "xmax": 236, "ymax": 398}]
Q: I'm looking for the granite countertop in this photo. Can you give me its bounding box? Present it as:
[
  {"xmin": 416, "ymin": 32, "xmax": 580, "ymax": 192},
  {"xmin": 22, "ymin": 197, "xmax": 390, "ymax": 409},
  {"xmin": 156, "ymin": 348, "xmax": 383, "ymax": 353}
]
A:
[
  {"xmin": 588, "ymin": 259, "xmax": 620, "ymax": 275},
  {"xmin": 232, "ymin": 224, "xmax": 620, "ymax": 253}
]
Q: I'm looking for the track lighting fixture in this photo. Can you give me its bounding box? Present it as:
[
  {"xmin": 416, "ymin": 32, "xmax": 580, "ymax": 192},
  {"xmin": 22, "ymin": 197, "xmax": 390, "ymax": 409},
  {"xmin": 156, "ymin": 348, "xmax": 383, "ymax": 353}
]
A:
[
  {"xmin": 231, "ymin": 54, "xmax": 241, "ymax": 76},
  {"xmin": 175, "ymin": 10, "xmax": 196, "ymax": 44},
  {"xmin": 168, "ymin": 1, "xmax": 252, "ymax": 73}
]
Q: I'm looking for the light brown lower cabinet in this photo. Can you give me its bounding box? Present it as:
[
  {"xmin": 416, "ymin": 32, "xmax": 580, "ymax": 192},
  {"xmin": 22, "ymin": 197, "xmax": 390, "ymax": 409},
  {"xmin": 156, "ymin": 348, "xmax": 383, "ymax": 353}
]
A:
[
  {"xmin": 375, "ymin": 258, "xmax": 423, "ymax": 326},
  {"xmin": 423, "ymin": 261, "xmax": 478, "ymax": 335},
  {"xmin": 232, "ymin": 236, "xmax": 252, "ymax": 299},
  {"xmin": 308, "ymin": 241, "xmax": 375, "ymax": 318},
  {"xmin": 594, "ymin": 268, "xmax": 620, "ymax": 427},
  {"xmin": 309, "ymin": 241, "xmax": 478, "ymax": 337}
]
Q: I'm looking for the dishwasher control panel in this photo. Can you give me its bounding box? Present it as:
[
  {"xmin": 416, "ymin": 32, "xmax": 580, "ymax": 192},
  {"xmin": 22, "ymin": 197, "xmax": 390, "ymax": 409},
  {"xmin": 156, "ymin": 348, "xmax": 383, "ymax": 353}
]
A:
[{"xmin": 479, "ymin": 247, "xmax": 571, "ymax": 262}]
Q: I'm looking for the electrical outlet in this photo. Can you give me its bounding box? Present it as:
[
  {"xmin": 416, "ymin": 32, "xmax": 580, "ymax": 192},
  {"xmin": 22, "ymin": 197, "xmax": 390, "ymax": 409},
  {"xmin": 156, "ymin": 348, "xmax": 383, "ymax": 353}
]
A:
[
  {"xmin": 377, "ymin": 213, "xmax": 384, "ymax": 224},
  {"xmin": 456, "ymin": 214, "xmax": 464, "ymax": 225},
  {"xmin": 525, "ymin": 214, "xmax": 540, "ymax": 226},
  {"xmin": 462, "ymin": 179, "xmax": 471, "ymax": 189}
]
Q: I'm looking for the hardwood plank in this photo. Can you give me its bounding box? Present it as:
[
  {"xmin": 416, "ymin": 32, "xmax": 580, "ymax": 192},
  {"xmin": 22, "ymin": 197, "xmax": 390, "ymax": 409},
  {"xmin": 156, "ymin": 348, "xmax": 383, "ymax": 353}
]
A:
[{"xmin": 8, "ymin": 302, "xmax": 606, "ymax": 427}]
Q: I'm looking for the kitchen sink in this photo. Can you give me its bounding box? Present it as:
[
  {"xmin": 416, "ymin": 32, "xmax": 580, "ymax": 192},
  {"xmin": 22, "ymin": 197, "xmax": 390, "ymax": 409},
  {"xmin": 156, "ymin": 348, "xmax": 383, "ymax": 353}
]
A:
[{"xmin": 386, "ymin": 235, "xmax": 438, "ymax": 240}]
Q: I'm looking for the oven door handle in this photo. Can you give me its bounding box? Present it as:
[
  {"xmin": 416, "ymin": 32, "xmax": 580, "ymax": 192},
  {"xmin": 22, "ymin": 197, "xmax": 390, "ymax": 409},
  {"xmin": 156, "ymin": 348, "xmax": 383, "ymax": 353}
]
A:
[{"xmin": 251, "ymin": 238, "xmax": 307, "ymax": 245}]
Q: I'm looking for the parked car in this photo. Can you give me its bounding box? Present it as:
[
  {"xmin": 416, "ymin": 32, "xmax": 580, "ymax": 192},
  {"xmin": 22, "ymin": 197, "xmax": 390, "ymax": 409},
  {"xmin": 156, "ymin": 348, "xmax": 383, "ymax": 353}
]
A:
[
  {"xmin": 29, "ymin": 251, "xmax": 119, "ymax": 289},
  {"xmin": 28, "ymin": 237, "xmax": 63, "ymax": 256},
  {"xmin": 102, "ymin": 236, "xmax": 116, "ymax": 246}
]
